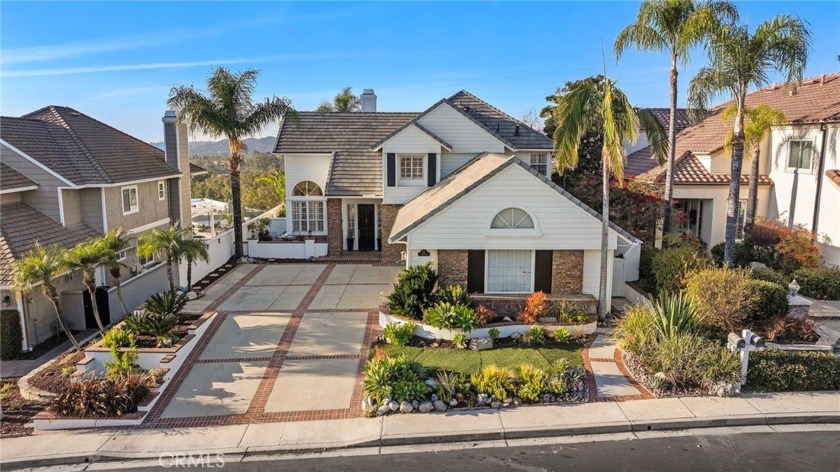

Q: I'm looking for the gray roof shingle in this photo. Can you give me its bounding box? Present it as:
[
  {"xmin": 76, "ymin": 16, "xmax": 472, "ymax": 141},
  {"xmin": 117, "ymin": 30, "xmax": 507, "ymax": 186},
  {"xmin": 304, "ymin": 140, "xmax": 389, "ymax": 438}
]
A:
[
  {"xmin": 447, "ymin": 90, "xmax": 553, "ymax": 150},
  {"xmin": 1, "ymin": 106, "xmax": 180, "ymax": 185},
  {"xmin": 0, "ymin": 202, "xmax": 99, "ymax": 286},
  {"xmin": 0, "ymin": 163, "xmax": 37, "ymax": 192}
]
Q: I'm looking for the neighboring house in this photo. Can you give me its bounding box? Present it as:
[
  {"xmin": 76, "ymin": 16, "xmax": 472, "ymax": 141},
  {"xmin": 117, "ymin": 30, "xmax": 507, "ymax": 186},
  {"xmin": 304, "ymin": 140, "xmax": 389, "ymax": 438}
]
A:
[
  {"xmin": 275, "ymin": 89, "xmax": 640, "ymax": 301},
  {"xmin": 627, "ymin": 73, "xmax": 840, "ymax": 267},
  {"xmin": 0, "ymin": 106, "xmax": 195, "ymax": 351}
]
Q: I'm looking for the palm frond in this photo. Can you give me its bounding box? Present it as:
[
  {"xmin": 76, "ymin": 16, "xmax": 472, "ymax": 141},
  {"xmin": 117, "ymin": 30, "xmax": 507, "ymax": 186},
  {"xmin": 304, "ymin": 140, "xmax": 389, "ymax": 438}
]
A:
[
  {"xmin": 687, "ymin": 66, "xmax": 728, "ymax": 124},
  {"xmin": 551, "ymin": 78, "xmax": 600, "ymax": 171},
  {"xmin": 753, "ymin": 15, "xmax": 812, "ymax": 85}
]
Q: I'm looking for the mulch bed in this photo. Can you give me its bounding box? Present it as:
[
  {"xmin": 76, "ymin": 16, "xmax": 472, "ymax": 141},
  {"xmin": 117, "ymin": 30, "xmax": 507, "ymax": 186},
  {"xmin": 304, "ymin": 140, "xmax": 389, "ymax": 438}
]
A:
[
  {"xmin": 1, "ymin": 379, "xmax": 47, "ymax": 437},
  {"xmin": 27, "ymin": 351, "xmax": 83, "ymax": 395},
  {"xmin": 12, "ymin": 331, "xmax": 81, "ymax": 361},
  {"xmin": 129, "ymin": 314, "xmax": 201, "ymax": 349}
]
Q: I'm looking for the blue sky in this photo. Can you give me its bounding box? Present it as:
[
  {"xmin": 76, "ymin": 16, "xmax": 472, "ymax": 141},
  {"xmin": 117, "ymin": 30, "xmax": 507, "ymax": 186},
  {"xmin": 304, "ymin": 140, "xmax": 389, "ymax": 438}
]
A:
[{"xmin": 2, "ymin": 1, "xmax": 838, "ymax": 142}]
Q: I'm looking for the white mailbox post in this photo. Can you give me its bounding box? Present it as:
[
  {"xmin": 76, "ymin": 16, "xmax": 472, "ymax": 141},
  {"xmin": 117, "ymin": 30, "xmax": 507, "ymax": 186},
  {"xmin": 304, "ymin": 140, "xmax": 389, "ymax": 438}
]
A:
[{"xmin": 728, "ymin": 329, "xmax": 765, "ymax": 386}]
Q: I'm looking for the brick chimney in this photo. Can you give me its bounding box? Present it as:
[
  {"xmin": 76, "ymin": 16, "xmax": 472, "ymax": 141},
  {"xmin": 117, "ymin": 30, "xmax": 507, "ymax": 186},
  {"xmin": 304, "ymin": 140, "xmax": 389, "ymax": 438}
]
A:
[
  {"xmin": 360, "ymin": 89, "xmax": 377, "ymax": 112},
  {"xmin": 162, "ymin": 110, "xmax": 193, "ymax": 239}
]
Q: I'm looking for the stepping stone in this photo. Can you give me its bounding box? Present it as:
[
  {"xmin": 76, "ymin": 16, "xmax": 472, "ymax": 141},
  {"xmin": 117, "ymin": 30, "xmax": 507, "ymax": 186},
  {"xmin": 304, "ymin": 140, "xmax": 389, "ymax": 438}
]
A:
[{"xmin": 590, "ymin": 361, "xmax": 641, "ymax": 398}]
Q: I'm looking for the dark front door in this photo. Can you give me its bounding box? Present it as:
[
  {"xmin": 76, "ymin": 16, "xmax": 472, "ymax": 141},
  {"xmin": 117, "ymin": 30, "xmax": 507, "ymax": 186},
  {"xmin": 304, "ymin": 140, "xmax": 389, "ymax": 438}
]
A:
[{"xmin": 358, "ymin": 204, "xmax": 376, "ymax": 251}]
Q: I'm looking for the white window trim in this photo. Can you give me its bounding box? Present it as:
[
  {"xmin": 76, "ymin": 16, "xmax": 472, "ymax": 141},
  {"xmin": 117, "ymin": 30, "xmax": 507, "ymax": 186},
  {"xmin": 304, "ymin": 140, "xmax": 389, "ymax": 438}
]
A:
[
  {"xmin": 397, "ymin": 153, "xmax": 426, "ymax": 187},
  {"xmin": 484, "ymin": 206, "xmax": 541, "ymax": 237},
  {"xmin": 784, "ymin": 138, "xmax": 815, "ymax": 174},
  {"xmin": 529, "ymin": 152, "xmax": 550, "ymax": 177},
  {"xmin": 121, "ymin": 185, "xmax": 139, "ymax": 215},
  {"xmin": 484, "ymin": 249, "xmax": 536, "ymax": 294},
  {"xmin": 116, "ymin": 248, "xmax": 130, "ymax": 262},
  {"xmin": 289, "ymin": 198, "xmax": 326, "ymax": 234},
  {"xmin": 157, "ymin": 181, "xmax": 166, "ymax": 200}
]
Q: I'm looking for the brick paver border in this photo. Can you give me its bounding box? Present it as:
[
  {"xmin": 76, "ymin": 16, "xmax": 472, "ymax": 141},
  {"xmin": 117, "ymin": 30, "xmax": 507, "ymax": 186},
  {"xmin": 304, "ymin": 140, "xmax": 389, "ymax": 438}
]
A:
[{"xmin": 581, "ymin": 333, "xmax": 654, "ymax": 402}]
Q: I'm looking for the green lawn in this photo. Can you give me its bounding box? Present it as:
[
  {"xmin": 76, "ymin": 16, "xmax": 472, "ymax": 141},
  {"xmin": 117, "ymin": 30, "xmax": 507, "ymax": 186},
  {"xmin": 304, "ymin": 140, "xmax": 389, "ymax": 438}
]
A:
[{"xmin": 375, "ymin": 343, "xmax": 583, "ymax": 375}]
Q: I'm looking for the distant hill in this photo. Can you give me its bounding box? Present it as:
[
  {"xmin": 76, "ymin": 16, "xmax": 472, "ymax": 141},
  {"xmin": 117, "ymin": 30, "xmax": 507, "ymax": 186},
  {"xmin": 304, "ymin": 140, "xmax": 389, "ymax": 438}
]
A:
[{"xmin": 151, "ymin": 136, "xmax": 275, "ymax": 157}]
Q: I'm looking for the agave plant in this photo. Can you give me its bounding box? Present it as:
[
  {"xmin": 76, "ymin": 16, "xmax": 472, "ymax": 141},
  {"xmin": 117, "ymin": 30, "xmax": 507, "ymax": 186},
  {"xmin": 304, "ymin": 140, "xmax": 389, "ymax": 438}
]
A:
[{"xmin": 651, "ymin": 291, "xmax": 702, "ymax": 339}]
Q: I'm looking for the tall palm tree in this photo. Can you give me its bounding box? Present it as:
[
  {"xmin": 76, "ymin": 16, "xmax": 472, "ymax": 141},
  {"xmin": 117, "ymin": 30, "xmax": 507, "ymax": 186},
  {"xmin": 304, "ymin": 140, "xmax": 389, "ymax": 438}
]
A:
[
  {"xmin": 552, "ymin": 76, "xmax": 668, "ymax": 320},
  {"xmin": 688, "ymin": 15, "xmax": 811, "ymax": 266},
  {"xmin": 101, "ymin": 227, "xmax": 133, "ymax": 317},
  {"xmin": 64, "ymin": 239, "xmax": 109, "ymax": 333},
  {"xmin": 179, "ymin": 239, "xmax": 209, "ymax": 291},
  {"xmin": 13, "ymin": 243, "xmax": 81, "ymax": 352},
  {"xmin": 615, "ymin": 0, "xmax": 738, "ymax": 235},
  {"xmin": 316, "ymin": 87, "xmax": 360, "ymax": 112},
  {"xmin": 137, "ymin": 224, "xmax": 186, "ymax": 291},
  {"xmin": 722, "ymin": 105, "xmax": 786, "ymax": 228},
  {"xmin": 168, "ymin": 67, "xmax": 295, "ymax": 259}
]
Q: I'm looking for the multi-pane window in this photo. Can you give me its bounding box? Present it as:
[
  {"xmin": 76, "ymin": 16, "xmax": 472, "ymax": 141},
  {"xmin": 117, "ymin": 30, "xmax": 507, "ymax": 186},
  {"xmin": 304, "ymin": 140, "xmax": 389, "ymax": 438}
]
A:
[
  {"xmin": 122, "ymin": 186, "xmax": 138, "ymax": 214},
  {"xmin": 787, "ymin": 140, "xmax": 813, "ymax": 170},
  {"xmin": 291, "ymin": 201, "xmax": 324, "ymax": 233},
  {"xmin": 491, "ymin": 208, "xmax": 535, "ymax": 229},
  {"xmin": 347, "ymin": 204, "xmax": 356, "ymax": 237},
  {"xmin": 530, "ymin": 153, "xmax": 548, "ymax": 176},
  {"xmin": 158, "ymin": 181, "xmax": 166, "ymax": 200},
  {"xmin": 398, "ymin": 154, "xmax": 425, "ymax": 185},
  {"xmin": 292, "ymin": 181, "xmax": 323, "ymax": 196},
  {"xmin": 487, "ymin": 250, "xmax": 533, "ymax": 293}
]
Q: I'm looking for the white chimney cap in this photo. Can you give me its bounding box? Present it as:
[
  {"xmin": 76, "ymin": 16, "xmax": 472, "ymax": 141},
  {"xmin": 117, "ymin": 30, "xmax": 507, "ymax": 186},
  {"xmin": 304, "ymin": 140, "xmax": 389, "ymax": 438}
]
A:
[{"xmin": 162, "ymin": 110, "xmax": 177, "ymax": 123}]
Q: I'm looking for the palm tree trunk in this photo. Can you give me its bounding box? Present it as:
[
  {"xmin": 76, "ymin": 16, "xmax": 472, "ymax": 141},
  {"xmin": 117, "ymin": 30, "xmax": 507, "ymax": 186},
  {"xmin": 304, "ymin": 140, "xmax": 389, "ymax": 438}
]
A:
[
  {"xmin": 230, "ymin": 153, "xmax": 244, "ymax": 259},
  {"xmin": 84, "ymin": 277, "xmax": 105, "ymax": 333},
  {"xmin": 186, "ymin": 258, "xmax": 193, "ymax": 291},
  {"xmin": 166, "ymin": 254, "xmax": 175, "ymax": 291},
  {"xmin": 745, "ymin": 148, "xmax": 761, "ymax": 229},
  {"xmin": 724, "ymin": 106, "xmax": 746, "ymax": 267},
  {"xmin": 662, "ymin": 54, "xmax": 678, "ymax": 236},
  {"xmin": 45, "ymin": 285, "xmax": 81, "ymax": 352},
  {"xmin": 598, "ymin": 158, "xmax": 610, "ymax": 321},
  {"xmin": 111, "ymin": 268, "xmax": 130, "ymax": 316}
]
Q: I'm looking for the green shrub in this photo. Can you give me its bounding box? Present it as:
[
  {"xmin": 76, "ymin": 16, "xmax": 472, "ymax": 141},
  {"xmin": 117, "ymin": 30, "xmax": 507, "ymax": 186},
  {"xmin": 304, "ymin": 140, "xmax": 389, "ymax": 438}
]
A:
[
  {"xmin": 436, "ymin": 284, "xmax": 473, "ymax": 307},
  {"xmin": 0, "ymin": 309, "xmax": 23, "ymax": 360},
  {"xmin": 652, "ymin": 246, "xmax": 709, "ymax": 293},
  {"xmin": 487, "ymin": 327, "xmax": 501, "ymax": 341},
  {"xmin": 516, "ymin": 364, "xmax": 547, "ymax": 402},
  {"xmin": 613, "ymin": 304, "xmax": 658, "ymax": 356},
  {"xmin": 50, "ymin": 374, "xmax": 150, "ymax": 418},
  {"xmin": 101, "ymin": 328, "xmax": 138, "ymax": 380},
  {"xmin": 386, "ymin": 264, "xmax": 438, "ymax": 320},
  {"xmin": 545, "ymin": 359, "xmax": 585, "ymax": 395},
  {"xmin": 145, "ymin": 290, "xmax": 187, "ymax": 317},
  {"xmin": 651, "ymin": 292, "xmax": 702, "ymax": 339},
  {"xmin": 363, "ymin": 355, "xmax": 426, "ymax": 403},
  {"xmin": 101, "ymin": 328, "xmax": 135, "ymax": 349},
  {"xmin": 747, "ymin": 349, "xmax": 840, "ymax": 392},
  {"xmin": 124, "ymin": 312, "xmax": 179, "ymax": 347},
  {"xmin": 470, "ymin": 365, "xmax": 515, "ymax": 400},
  {"xmin": 452, "ymin": 333, "xmax": 468, "ymax": 348},
  {"xmin": 640, "ymin": 333, "xmax": 740, "ymax": 391},
  {"xmin": 423, "ymin": 302, "xmax": 479, "ymax": 332},
  {"xmin": 746, "ymin": 280, "xmax": 789, "ymax": 327},
  {"xmin": 684, "ymin": 267, "xmax": 755, "ymax": 336},
  {"xmin": 710, "ymin": 242, "xmax": 725, "ymax": 264},
  {"xmin": 639, "ymin": 244, "xmax": 658, "ymax": 281},
  {"xmin": 750, "ymin": 267, "xmax": 789, "ymax": 287},
  {"xmin": 435, "ymin": 371, "xmax": 470, "ymax": 404},
  {"xmin": 792, "ymin": 267, "xmax": 840, "ymax": 300},
  {"xmin": 552, "ymin": 327, "xmax": 572, "ymax": 344},
  {"xmin": 522, "ymin": 326, "xmax": 547, "ymax": 346},
  {"xmin": 383, "ymin": 322, "xmax": 414, "ymax": 346}
]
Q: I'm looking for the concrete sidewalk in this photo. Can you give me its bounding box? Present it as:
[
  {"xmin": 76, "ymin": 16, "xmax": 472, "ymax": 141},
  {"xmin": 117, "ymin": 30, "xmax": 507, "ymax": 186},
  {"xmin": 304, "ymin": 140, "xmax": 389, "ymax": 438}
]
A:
[{"xmin": 2, "ymin": 391, "xmax": 838, "ymax": 469}]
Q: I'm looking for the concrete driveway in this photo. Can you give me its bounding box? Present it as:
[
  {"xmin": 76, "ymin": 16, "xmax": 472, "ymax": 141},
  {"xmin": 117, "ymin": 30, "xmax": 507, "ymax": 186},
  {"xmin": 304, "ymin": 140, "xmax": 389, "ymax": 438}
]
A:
[{"xmin": 153, "ymin": 263, "xmax": 401, "ymax": 425}]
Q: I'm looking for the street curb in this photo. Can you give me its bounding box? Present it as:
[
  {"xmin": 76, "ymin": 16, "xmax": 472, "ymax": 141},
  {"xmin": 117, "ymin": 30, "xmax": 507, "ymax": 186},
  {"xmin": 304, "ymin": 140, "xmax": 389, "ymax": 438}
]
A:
[{"xmin": 3, "ymin": 413, "xmax": 839, "ymax": 470}]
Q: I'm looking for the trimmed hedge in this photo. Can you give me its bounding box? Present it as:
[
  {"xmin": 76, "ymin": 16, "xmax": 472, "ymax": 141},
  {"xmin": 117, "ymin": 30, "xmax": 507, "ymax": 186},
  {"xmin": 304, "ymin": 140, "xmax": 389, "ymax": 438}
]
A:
[
  {"xmin": 0, "ymin": 309, "xmax": 22, "ymax": 360},
  {"xmin": 747, "ymin": 349, "xmax": 840, "ymax": 392},
  {"xmin": 750, "ymin": 267, "xmax": 789, "ymax": 287},
  {"xmin": 652, "ymin": 246, "xmax": 708, "ymax": 293},
  {"xmin": 792, "ymin": 267, "xmax": 840, "ymax": 300},
  {"xmin": 746, "ymin": 280, "xmax": 789, "ymax": 327}
]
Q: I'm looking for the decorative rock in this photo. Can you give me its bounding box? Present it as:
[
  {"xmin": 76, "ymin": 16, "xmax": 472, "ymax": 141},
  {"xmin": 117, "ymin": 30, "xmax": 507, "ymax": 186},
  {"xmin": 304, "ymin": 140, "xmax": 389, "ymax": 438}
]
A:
[
  {"xmin": 513, "ymin": 397, "xmax": 522, "ymax": 406},
  {"xmin": 748, "ymin": 261, "xmax": 769, "ymax": 270},
  {"xmin": 541, "ymin": 394, "xmax": 552, "ymax": 403},
  {"xmin": 504, "ymin": 397, "xmax": 513, "ymax": 404},
  {"xmin": 412, "ymin": 400, "xmax": 419, "ymax": 409},
  {"xmin": 431, "ymin": 393, "xmax": 438, "ymax": 401},
  {"xmin": 388, "ymin": 401, "xmax": 400, "ymax": 412},
  {"xmin": 431, "ymin": 342, "xmax": 440, "ymax": 348},
  {"xmin": 538, "ymin": 317, "xmax": 558, "ymax": 323},
  {"xmin": 477, "ymin": 393, "xmax": 489, "ymax": 405},
  {"xmin": 376, "ymin": 404, "xmax": 390, "ymax": 416},
  {"xmin": 511, "ymin": 332, "xmax": 522, "ymax": 342},
  {"xmin": 491, "ymin": 400, "xmax": 502, "ymax": 409},
  {"xmin": 425, "ymin": 378, "xmax": 438, "ymax": 389},
  {"xmin": 419, "ymin": 401, "xmax": 434, "ymax": 413},
  {"xmin": 449, "ymin": 398, "xmax": 458, "ymax": 407},
  {"xmin": 434, "ymin": 400, "xmax": 448, "ymax": 412},
  {"xmin": 468, "ymin": 337, "xmax": 494, "ymax": 351},
  {"xmin": 400, "ymin": 401, "xmax": 414, "ymax": 413},
  {"xmin": 503, "ymin": 316, "xmax": 513, "ymax": 322},
  {"xmin": 186, "ymin": 291, "xmax": 200, "ymax": 301},
  {"xmin": 383, "ymin": 397, "xmax": 392, "ymax": 405}
]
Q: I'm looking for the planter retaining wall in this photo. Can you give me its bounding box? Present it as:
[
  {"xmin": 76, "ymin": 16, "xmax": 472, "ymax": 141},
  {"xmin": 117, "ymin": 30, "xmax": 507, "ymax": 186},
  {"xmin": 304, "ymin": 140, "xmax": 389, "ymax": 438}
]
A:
[{"xmin": 379, "ymin": 311, "xmax": 597, "ymax": 340}]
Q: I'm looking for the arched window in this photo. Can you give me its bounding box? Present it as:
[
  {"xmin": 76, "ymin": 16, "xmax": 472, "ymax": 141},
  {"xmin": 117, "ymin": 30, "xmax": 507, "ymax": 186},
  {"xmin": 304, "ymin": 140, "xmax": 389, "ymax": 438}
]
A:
[
  {"xmin": 491, "ymin": 208, "xmax": 534, "ymax": 229},
  {"xmin": 292, "ymin": 181, "xmax": 323, "ymax": 196}
]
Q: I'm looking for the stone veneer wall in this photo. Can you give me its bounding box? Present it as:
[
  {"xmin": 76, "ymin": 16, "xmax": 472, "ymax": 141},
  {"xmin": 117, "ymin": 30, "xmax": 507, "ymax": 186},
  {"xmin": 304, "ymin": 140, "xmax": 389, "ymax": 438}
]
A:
[
  {"xmin": 379, "ymin": 204, "xmax": 403, "ymax": 264},
  {"xmin": 551, "ymin": 250, "xmax": 584, "ymax": 294},
  {"xmin": 326, "ymin": 198, "xmax": 343, "ymax": 255},
  {"xmin": 437, "ymin": 250, "xmax": 469, "ymax": 288}
]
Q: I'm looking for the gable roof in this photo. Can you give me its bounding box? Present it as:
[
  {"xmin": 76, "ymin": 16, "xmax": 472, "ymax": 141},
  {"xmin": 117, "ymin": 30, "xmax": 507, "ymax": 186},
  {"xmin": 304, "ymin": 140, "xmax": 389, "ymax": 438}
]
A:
[
  {"xmin": 0, "ymin": 202, "xmax": 99, "ymax": 286},
  {"xmin": 370, "ymin": 121, "xmax": 452, "ymax": 151},
  {"xmin": 1, "ymin": 106, "xmax": 180, "ymax": 186},
  {"xmin": 628, "ymin": 72, "xmax": 840, "ymax": 183},
  {"xmin": 0, "ymin": 163, "xmax": 38, "ymax": 193},
  {"xmin": 447, "ymin": 91, "xmax": 553, "ymax": 150},
  {"xmin": 389, "ymin": 153, "xmax": 640, "ymax": 244}
]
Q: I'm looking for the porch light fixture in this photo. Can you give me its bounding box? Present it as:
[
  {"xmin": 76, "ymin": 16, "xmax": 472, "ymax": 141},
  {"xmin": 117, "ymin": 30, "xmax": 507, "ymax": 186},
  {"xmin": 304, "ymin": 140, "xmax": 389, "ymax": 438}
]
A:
[
  {"xmin": 418, "ymin": 249, "xmax": 430, "ymax": 257},
  {"xmin": 788, "ymin": 279, "xmax": 800, "ymax": 297}
]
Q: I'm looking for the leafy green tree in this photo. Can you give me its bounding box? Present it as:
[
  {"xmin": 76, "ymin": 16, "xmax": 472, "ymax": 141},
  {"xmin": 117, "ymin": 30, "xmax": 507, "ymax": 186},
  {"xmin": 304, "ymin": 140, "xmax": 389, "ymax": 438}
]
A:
[
  {"xmin": 13, "ymin": 243, "xmax": 81, "ymax": 351},
  {"xmin": 137, "ymin": 224, "xmax": 187, "ymax": 291},
  {"xmin": 316, "ymin": 87, "xmax": 360, "ymax": 112},
  {"xmin": 688, "ymin": 15, "xmax": 811, "ymax": 266},
  {"xmin": 615, "ymin": 0, "xmax": 738, "ymax": 234},
  {"xmin": 168, "ymin": 67, "xmax": 296, "ymax": 258},
  {"xmin": 178, "ymin": 239, "xmax": 209, "ymax": 291},
  {"xmin": 101, "ymin": 227, "xmax": 133, "ymax": 317},
  {"xmin": 64, "ymin": 240, "xmax": 109, "ymax": 333},
  {"xmin": 255, "ymin": 170, "xmax": 286, "ymax": 208},
  {"xmin": 551, "ymin": 76, "xmax": 668, "ymax": 319}
]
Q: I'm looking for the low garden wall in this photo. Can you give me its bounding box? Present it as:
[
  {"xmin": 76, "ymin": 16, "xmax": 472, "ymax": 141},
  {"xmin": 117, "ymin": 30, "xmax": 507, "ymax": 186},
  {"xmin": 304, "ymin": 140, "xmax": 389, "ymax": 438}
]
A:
[
  {"xmin": 472, "ymin": 293, "xmax": 597, "ymax": 316},
  {"xmin": 246, "ymin": 239, "xmax": 329, "ymax": 259}
]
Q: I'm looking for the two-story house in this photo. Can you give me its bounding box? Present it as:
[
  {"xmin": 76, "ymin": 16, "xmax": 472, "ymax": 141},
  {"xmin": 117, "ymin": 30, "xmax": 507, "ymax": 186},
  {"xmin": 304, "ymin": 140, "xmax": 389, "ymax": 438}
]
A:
[
  {"xmin": 627, "ymin": 72, "xmax": 840, "ymax": 267},
  {"xmin": 0, "ymin": 106, "xmax": 196, "ymax": 351},
  {"xmin": 275, "ymin": 90, "xmax": 640, "ymax": 304}
]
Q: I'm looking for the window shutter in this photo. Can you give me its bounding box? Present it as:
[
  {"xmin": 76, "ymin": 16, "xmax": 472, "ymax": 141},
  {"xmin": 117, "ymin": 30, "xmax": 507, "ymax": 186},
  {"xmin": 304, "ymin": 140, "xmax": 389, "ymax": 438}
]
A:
[
  {"xmin": 386, "ymin": 153, "xmax": 396, "ymax": 187},
  {"xmin": 534, "ymin": 250, "xmax": 553, "ymax": 293},
  {"xmin": 427, "ymin": 153, "xmax": 437, "ymax": 186},
  {"xmin": 467, "ymin": 250, "xmax": 485, "ymax": 293}
]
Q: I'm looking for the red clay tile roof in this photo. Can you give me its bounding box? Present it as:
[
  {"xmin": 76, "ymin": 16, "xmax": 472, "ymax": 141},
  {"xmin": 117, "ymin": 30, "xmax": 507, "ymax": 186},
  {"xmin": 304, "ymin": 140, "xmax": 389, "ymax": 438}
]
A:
[
  {"xmin": 659, "ymin": 152, "xmax": 773, "ymax": 186},
  {"xmin": 643, "ymin": 107, "xmax": 691, "ymax": 134},
  {"xmin": 628, "ymin": 72, "xmax": 840, "ymax": 184},
  {"xmin": 827, "ymin": 169, "xmax": 840, "ymax": 187}
]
